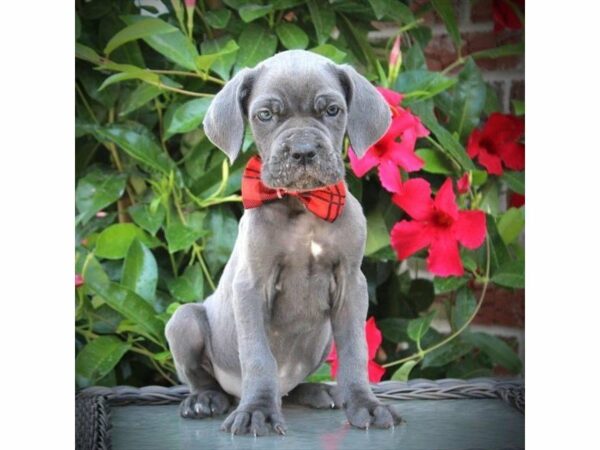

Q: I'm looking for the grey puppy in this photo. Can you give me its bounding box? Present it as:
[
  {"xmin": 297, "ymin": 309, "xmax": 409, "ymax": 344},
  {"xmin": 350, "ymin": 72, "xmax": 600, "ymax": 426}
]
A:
[{"xmin": 166, "ymin": 50, "xmax": 402, "ymax": 436}]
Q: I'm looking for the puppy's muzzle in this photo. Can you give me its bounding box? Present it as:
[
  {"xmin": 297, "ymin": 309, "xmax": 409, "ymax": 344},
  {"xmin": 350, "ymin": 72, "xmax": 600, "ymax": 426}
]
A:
[
  {"xmin": 289, "ymin": 141, "xmax": 319, "ymax": 164},
  {"xmin": 278, "ymin": 129, "xmax": 328, "ymax": 165}
]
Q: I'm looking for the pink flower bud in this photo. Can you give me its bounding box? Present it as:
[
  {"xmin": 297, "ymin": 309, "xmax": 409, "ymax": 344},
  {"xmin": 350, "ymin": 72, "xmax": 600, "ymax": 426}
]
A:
[
  {"xmin": 457, "ymin": 173, "xmax": 470, "ymax": 194},
  {"xmin": 184, "ymin": 0, "xmax": 196, "ymax": 7},
  {"xmin": 389, "ymin": 35, "xmax": 401, "ymax": 68},
  {"xmin": 75, "ymin": 274, "xmax": 85, "ymax": 288},
  {"xmin": 96, "ymin": 211, "xmax": 107, "ymax": 218}
]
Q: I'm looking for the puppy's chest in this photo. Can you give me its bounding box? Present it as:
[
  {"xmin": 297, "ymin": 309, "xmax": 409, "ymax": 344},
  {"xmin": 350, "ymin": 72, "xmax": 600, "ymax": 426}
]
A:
[{"xmin": 266, "ymin": 227, "xmax": 342, "ymax": 326}]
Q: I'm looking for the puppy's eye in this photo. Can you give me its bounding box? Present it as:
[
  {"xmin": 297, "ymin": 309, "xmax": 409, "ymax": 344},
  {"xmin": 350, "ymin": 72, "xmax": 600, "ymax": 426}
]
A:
[
  {"xmin": 326, "ymin": 105, "xmax": 340, "ymax": 117},
  {"xmin": 256, "ymin": 110, "xmax": 273, "ymax": 122}
]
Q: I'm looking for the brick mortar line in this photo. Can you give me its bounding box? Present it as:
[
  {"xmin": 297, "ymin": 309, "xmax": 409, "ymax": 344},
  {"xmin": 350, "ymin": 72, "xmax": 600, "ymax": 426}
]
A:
[{"xmin": 368, "ymin": 22, "xmax": 495, "ymax": 42}]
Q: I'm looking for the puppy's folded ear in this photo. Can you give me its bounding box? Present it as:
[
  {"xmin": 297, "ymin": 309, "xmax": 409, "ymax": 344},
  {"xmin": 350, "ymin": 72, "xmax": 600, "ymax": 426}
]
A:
[
  {"xmin": 203, "ymin": 68, "xmax": 256, "ymax": 163},
  {"xmin": 337, "ymin": 65, "xmax": 392, "ymax": 158}
]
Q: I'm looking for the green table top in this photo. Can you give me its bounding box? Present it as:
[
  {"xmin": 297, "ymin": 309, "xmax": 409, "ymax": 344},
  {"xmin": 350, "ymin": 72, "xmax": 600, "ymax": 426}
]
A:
[{"xmin": 111, "ymin": 398, "xmax": 524, "ymax": 450}]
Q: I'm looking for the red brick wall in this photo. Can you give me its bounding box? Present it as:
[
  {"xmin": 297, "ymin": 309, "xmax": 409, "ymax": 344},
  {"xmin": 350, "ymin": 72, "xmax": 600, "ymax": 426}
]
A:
[{"xmin": 417, "ymin": 0, "xmax": 524, "ymax": 113}]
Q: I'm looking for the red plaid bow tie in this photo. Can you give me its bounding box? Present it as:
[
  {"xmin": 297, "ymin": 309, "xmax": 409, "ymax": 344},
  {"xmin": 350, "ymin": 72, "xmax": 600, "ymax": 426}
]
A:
[{"xmin": 242, "ymin": 156, "xmax": 346, "ymax": 222}]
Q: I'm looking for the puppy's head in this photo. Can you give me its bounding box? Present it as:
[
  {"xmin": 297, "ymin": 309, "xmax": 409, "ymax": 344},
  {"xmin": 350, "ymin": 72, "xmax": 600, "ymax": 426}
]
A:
[{"xmin": 203, "ymin": 50, "xmax": 391, "ymax": 190}]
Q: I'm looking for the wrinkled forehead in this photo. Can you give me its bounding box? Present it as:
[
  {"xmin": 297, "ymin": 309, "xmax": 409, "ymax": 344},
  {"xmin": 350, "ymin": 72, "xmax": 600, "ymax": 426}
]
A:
[{"xmin": 249, "ymin": 62, "xmax": 346, "ymax": 111}]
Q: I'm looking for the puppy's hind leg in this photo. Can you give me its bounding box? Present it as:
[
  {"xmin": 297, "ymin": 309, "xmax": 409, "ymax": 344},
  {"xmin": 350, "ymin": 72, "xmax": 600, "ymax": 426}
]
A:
[
  {"xmin": 166, "ymin": 303, "xmax": 232, "ymax": 419},
  {"xmin": 285, "ymin": 383, "xmax": 343, "ymax": 409}
]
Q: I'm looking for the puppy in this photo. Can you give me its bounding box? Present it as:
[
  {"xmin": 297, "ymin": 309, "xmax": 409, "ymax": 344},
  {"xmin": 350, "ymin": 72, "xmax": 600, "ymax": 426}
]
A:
[{"xmin": 166, "ymin": 50, "xmax": 401, "ymax": 436}]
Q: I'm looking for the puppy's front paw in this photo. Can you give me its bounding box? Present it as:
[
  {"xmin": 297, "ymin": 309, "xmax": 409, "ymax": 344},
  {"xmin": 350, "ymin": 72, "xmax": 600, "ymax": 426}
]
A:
[
  {"xmin": 180, "ymin": 389, "xmax": 231, "ymax": 419},
  {"xmin": 221, "ymin": 403, "xmax": 287, "ymax": 436},
  {"xmin": 345, "ymin": 395, "xmax": 403, "ymax": 429}
]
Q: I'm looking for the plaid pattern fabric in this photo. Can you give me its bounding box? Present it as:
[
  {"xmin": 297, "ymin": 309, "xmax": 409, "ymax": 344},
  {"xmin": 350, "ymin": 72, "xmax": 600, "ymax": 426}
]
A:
[{"xmin": 242, "ymin": 156, "xmax": 346, "ymax": 223}]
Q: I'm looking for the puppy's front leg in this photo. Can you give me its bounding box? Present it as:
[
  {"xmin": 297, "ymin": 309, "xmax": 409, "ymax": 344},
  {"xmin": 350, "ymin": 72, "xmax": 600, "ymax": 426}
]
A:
[
  {"xmin": 220, "ymin": 276, "xmax": 286, "ymax": 436},
  {"xmin": 332, "ymin": 271, "xmax": 402, "ymax": 429}
]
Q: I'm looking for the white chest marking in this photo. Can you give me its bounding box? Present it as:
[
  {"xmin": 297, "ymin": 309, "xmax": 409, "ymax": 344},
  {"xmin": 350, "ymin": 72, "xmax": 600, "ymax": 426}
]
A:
[{"xmin": 310, "ymin": 240, "xmax": 323, "ymax": 257}]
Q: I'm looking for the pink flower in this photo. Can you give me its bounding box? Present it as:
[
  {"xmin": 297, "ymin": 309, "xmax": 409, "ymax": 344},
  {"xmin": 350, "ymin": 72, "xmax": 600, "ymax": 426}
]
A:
[
  {"xmin": 390, "ymin": 178, "xmax": 486, "ymax": 277},
  {"xmin": 184, "ymin": 0, "xmax": 197, "ymax": 7},
  {"xmin": 75, "ymin": 274, "xmax": 85, "ymax": 288},
  {"xmin": 348, "ymin": 87, "xmax": 429, "ymax": 192},
  {"xmin": 467, "ymin": 113, "xmax": 524, "ymax": 176},
  {"xmin": 327, "ymin": 317, "xmax": 386, "ymax": 383}
]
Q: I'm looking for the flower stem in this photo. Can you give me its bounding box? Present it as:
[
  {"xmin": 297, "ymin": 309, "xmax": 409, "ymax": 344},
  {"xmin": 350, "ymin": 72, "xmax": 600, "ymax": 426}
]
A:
[
  {"xmin": 149, "ymin": 68, "xmax": 225, "ymax": 86},
  {"xmin": 196, "ymin": 246, "xmax": 216, "ymax": 292},
  {"xmin": 382, "ymin": 234, "xmax": 491, "ymax": 369}
]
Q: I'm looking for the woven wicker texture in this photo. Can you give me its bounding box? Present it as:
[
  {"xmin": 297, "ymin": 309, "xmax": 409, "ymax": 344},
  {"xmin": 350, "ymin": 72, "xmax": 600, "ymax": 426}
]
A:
[{"xmin": 76, "ymin": 378, "xmax": 523, "ymax": 450}]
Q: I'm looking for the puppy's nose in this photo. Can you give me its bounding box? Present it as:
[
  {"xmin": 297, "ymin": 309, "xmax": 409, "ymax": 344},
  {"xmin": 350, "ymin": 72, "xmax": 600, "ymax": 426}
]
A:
[{"xmin": 290, "ymin": 143, "xmax": 317, "ymax": 164}]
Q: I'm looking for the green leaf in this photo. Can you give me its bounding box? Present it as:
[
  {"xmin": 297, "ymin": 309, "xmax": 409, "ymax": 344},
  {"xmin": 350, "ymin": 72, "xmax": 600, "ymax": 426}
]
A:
[
  {"xmin": 164, "ymin": 212, "xmax": 207, "ymax": 254},
  {"xmin": 400, "ymin": 279, "xmax": 435, "ymax": 316},
  {"xmin": 512, "ymin": 100, "xmax": 525, "ymax": 116},
  {"xmin": 391, "ymin": 360, "xmax": 418, "ymax": 381},
  {"xmin": 483, "ymin": 84, "xmax": 501, "ymax": 116},
  {"xmin": 415, "ymin": 148, "xmax": 454, "ymax": 174},
  {"xmin": 238, "ymin": 4, "xmax": 273, "ymax": 22},
  {"xmin": 501, "ymin": 171, "xmax": 525, "ymax": 195},
  {"xmin": 307, "ymin": 0, "xmax": 336, "ymax": 45},
  {"xmin": 463, "ymin": 332, "xmax": 522, "ymax": 373},
  {"xmin": 404, "ymin": 41, "xmax": 426, "ymax": 70},
  {"xmin": 81, "ymin": 255, "xmax": 111, "ymax": 291},
  {"xmin": 497, "ymin": 207, "xmax": 525, "ymax": 245},
  {"xmin": 407, "ymin": 310, "xmax": 436, "ymax": 343},
  {"xmin": 377, "ymin": 318, "xmax": 410, "ymax": 343},
  {"xmin": 167, "ymin": 263, "xmax": 204, "ymax": 302},
  {"xmin": 203, "ymin": 206, "xmax": 239, "ymax": 276},
  {"xmin": 104, "ymin": 18, "xmax": 177, "ymax": 55},
  {"xmin": 382, "ymin": 1, "xmax": 416, "ymax": 24},
  {"xmin": 95, "ymin": 223, "xmax": 159, "ymax": 259},
  {"xmin": 122, "ymin": 239, "xmax": 158, "ymax": 302},
  {"xmin": 472, "ymin": 169, "xmax": 488, "ymax": 186},
  {"xmin": 431, "ymin": 0, "xmax": 462, "ymax": 51},
  {"xmin": 434, "ymin": 276, "xmax": 467, "ymax": 295},
  {"xmin": 367, "ymin": 0, "xmax": 392, "ymax": 20},
  {"xmin": 451, "ymin": 287, "xmax": 477, "ymax": 331},
  {"xmin": 121, "ymin": 15, "xmax": 199, "ymax": 71},
  {"xmin": 276, "ymin": 23, "xmax": 309, "ymax": 50},
  {"xmin": 95, "ymin": 123, "xmax": 175, "ymax": 175},
  {"xmin": 76, "ymin": 43, "xmax": 102, "ymax": 65},
  {"xmin": 310, "ymin": 44, "xmax": 346, "ymax": 63},
  {"xmin": 471, "ymin": 42, "xmax": 525, "ymax": 60},
  {"xmin": 201, "ymin": 36, "xmax": 239, "ymax": 80},
  {"xmin": 103, "ymin": 283, "xmax": 164, "ymax": 341},
  {"xmin": 119, "ymin": 83, "xmax": 161, "ymax": 117},
  {"xmin": 128, "ymin": 203, "xmax": 165, "ymax": 235},
  {"xmin": 196, "ymin": 39, "xmax": 239, "ymax": 72},
  {"xmin": 492, "ymin": 259, "xmax": 525, "ymax": 289},
  {"xmin": 204, "ymin": 9, "xmax": 231, "ymax": 29},
  {"xmin": 447, "ymin": 58, "xmax": 486, "ymax": 139},
  {"xmin": 235, "ymin": 24, "xmax": 277, "ymax": 71},
  {"xmin": 75, "ymin": 169, "xmax": 127, "ymax": 224},
  {"xmin": 409, "ymin": 101, "xmax": 475, "ymax": 171},
  {"xmin": 365, "ymin": 208, "xmax": 389, "ymax": 256},
  {"xmin": 76, "ymin": 14, "xmax": 81, "ymax": 39},
  {"xmin": 487, "ymin": 214, "xmax": 510, "ymax": 272},
  {"xmin": 83, "ymin": 257, "xmax": 165, "ymax": 342},
  {"xmin": 305, "ymin": 363, "xmax": 332, "ymax": 383},
  {"xmin": 337, "ymin": 15, "xmax": 377, "ymax": 71},
  {"xmin": 422, "ymin": 340, "xmax": 473, "ymax": 368},
  {"xmin": 396, "ymin": 70, "xmax": 457, "ymax": 100},
  {"xmin": 164, "ymin": 98, "xmax": 212, "ymax": 139},
  {"xmin": 98, "ymin": 65, "xmax": 161, "ymax": 90},
  {"xmin": 76, "ymin": 336, "xmax": 131, "ymax": 387}
]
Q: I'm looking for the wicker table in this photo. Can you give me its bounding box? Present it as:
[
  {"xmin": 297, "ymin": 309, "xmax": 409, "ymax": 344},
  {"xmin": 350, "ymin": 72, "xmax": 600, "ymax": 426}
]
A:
[{"xmin": 76, "ymin": 378, "xmax": 524, "ymax": 450}]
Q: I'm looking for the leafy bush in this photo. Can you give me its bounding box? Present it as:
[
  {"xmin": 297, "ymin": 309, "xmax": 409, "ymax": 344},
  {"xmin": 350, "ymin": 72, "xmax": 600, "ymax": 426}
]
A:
[{"xmin": 75, "ymin": 0, "xmax": 525, "ymax": 388}]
